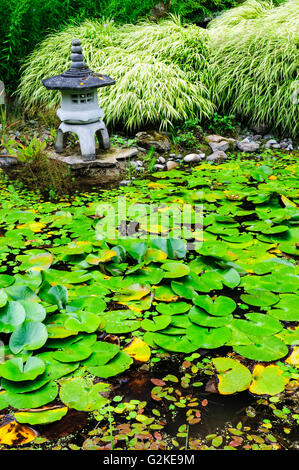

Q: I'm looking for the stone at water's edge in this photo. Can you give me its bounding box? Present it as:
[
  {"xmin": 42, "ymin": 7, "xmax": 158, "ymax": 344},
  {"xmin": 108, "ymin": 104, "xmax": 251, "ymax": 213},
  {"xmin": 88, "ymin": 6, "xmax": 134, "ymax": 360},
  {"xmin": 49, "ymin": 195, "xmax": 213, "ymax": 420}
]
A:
[
  {"xmin": 49, "ymin": 147, "xmax": 138, "ymax": 169},
  {"xmin": 136, "ymin": 131, "xmax": 171, "ymax": 153},
  {"xmin": 206, "ymin": 150, "xmax": 228, "ymax": 161},
  {"xmin": 236, "ymin": 141, "xmax": 260, "ymax": 152}
]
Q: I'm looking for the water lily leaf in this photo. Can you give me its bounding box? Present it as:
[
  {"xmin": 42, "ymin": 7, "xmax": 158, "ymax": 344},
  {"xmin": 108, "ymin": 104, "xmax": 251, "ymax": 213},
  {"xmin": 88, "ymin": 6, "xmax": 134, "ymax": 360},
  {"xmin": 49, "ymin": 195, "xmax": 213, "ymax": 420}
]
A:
[
  {"xmin": 213, "ymin": 358, "xmax": 252, "ymax": 395},
  {"xmin": 193, "ymin": 295, "xmax": 236, "ymax": 316},
  {"xmin": 0, "ymin": 301, "xmax": 26, "ymax": 333},
  {"xmin": 6, "ymin": 285, "xmax": 38, "ymax": 301},
  {"xmin": 59, "ymin": 377, "xmax": 108, "ymax": 411},
  {"xmin": 123, "ymin": 337, "xmax": 151, "ymax": 362},
  {"xmin": 276, "ymin": 328, "xmax": 299, "ymax": 346},
  {"xmin": 186, "ymin": 325, "xmax": 231, "ymax": 349},
  {"xmin": 249, "ymin": 365, "xmax": 289, "ymax": 395},
  {"xmin": 189, "ymin": 306, "xmax": 233, "ymax": 328},
  {"xmin": 154, "ymin": 286, "xmax": 178, "ymax": 302},
  {"xmin": 6, "ymin": 381, "xmax": 58, "ymax": 409},
  {"xmin": 86, "ymin": 351, "xmax": 133, "ymax": 378},
  {"xmin": 156, "ymin": 302, "xmax": 190, "ymax": 315},
  {"xmin": 84, "ymin": 341, "xmax": 120, "ymax": 368},
  {"xmin": 218, "ymin": 268, "xmax": 240, "ymax": 288},
  {"xmin": 114, "ymin": 283, "xmax": 150, "ymax": 302},
  {"xmin": 39, "ymin": 283, "xmax": 68, "ymax": 310},
  {"xmin": 152, "ymin": 333, "xmax": 199, "ymax": 353},
  {"xmin": 9, "ymin": 321, "xmax": 48, "ymax": 354},
  {"xmin": 0, "ymin": 357, "xmax": 45, "ymax": 382},
  {"xmin": 0, "ymin": 391, "xmax": 8, "ymax": 410},
  {"xmin": 225, "ymin": 322, "xmax": 253, "ymax": 346},
  {"xmin": 162, "ymin": 261, "xmax": 190, "ymax": 278},
  {"xmin": 171, "ymin": 281, "xmax": 195, "ymax": 299},
  {"xmin": 0, "ymin": 289, "xmax": 8, "ymax": 308},
  {"xmin": 0, "ymin": 418, "xmax": 38, "ymax": 445},
  {"xmin": 285, "ymin": 347, "xmax": 299, "ymax": 366},
  {"xmin": 141, "ymin": 315, "xmax": 171, "ymax": 332},
  {"xmin": 232, "ymin": 313, "xmax": 283, "ymax": 337},
  {"xmin": 52, "ymin": 343, "xmax": 92, "ymax": 363},
  {"xmin": 0, "ymin": 274, "xmax": 14, "ymax": 288},
  {"xmin": 240, "ymin": 289, "xmax": 279, "ymax": 307},
  {"xmin": 64, "ymin": 311, "xmax": 103, "ymax": 334},
  {"xmin": 27, "ymin": 252, "xmax": 53, "ymax": 271},
  {"xmin": 14, "ymin": 406, "xmax": 68, "ymax": 425},
  {"xmin": 102, "ymin": 312, "xmax": 140, "ymax": 334},
  {"xmin": 267, "ymin": 294, "xmax": 299, "ymax": 321},
  {"xmin": 234, "ymin": 336, "xmax": 288, "ymax": 361},
  {"xmin": 85, "ymin": 249, "xmax": 117, "ymax": 265},
  {"xmin": 144, "ymin": 248, "xmax": 167, "ymax": 264},
  {"xmin": 19, "ymin": 300, "xmax": 46, "ymax": 322},
  {"xmin": 170, "ymin": 314, "xmax": 192, "ymax": 329}
]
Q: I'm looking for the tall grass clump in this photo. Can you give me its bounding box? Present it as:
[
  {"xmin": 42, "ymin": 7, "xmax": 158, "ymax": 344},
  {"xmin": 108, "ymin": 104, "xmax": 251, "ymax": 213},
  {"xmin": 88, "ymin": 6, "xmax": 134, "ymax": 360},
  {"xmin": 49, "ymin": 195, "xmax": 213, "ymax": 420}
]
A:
[
  {"xmin": 18, "ymin": 18, "xmax": 214, "ymax": 131},
  {"xmin": 209, "ymin": 0, "xmax": 299, "ymax": 136},
  {"xmin": 208, "ymin": 0, "xmax": 273, "ymax": 28}
]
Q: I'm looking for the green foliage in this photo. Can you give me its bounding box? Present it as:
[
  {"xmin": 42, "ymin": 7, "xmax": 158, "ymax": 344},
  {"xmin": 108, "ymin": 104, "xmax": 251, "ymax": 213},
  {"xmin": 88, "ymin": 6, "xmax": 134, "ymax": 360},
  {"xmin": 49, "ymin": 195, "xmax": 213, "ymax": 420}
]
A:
[
  {"xmin": 209, "ymin": 0, "xmax": 298, "ymax": 136},
  {"xmin": 18, "ymin": 17, "xmax": 214, "ymax": 131}
]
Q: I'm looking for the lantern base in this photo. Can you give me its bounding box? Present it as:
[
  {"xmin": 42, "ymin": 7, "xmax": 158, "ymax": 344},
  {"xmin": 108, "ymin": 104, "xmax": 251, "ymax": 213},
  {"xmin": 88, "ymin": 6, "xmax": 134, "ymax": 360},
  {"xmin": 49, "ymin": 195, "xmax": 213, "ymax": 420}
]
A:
[{"xmin": 55, "ymin": 120, "xmax": 110, "ymax": 161}]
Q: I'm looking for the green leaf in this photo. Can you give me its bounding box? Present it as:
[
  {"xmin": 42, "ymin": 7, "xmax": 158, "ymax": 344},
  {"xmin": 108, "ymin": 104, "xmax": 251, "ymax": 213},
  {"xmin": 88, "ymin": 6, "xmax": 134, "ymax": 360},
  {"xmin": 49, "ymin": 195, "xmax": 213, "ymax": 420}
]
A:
[
  {"xmin": 9, "ymin": 321, "xmax": 48, "ymax": 354},
  {"xmin": 59, "ymin": 377, "xmax": 109, "ymax": 411},
  {"xmin": 0, "ymin": 357, "xmax": 45, "ymax": 382},
  {"xmin": 234, "ymin": 336, "xmax": 288, "ymax": 362},
  {"xmin": 0, "ymin": 301, "xmax": 26, "ymax": 333}
]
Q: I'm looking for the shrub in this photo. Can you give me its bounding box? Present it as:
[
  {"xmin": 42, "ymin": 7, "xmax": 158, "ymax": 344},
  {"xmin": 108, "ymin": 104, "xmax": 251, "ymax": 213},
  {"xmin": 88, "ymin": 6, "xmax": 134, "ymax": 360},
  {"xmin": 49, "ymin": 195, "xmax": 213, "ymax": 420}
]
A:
[
  {"xmin": 209, "ymin": 0, "xmax": 299, "ymax": 136},
  {"xmin": 17, "ymin": 18, "xmax": 214, "ymax": 131}
]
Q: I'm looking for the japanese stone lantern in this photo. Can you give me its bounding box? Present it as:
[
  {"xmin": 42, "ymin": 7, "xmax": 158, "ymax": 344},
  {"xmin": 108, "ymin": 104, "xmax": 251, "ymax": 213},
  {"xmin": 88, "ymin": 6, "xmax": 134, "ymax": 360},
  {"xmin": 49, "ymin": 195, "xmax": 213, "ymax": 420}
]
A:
[{"xmin": 42, "ymin": 39, "xmax": 115, "ymax": 161}]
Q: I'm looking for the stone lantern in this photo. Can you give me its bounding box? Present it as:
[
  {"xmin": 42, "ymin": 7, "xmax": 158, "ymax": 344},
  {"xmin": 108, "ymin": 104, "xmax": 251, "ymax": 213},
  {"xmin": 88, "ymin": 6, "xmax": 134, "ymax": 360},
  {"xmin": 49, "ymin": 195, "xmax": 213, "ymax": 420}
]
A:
[{"xmin": 42, "ymin": 39, "xmax": 115, "ymax": 161}]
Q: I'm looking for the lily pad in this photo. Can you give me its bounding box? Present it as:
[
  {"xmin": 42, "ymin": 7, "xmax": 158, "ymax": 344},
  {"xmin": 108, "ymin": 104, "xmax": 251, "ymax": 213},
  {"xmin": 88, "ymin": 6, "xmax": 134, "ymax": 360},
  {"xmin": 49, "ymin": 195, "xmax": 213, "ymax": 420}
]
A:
[
  {"xmin": 213, "ymin": 358, "xmax": 252, "ymax": 395},
  {"xmin": 0, "ymin": 357, "xmax": 45, "ymax": 382},
  {"xmin": 186, "ymin": 324, "xmax": 231, "ymax": 349},
  {"xmin": 14, "ymin": 406, "xmax": 68, "ymax": 425},
  {"xmin": 234, "ymin": 336, "xmax": 288, "ymax": 361},
  {"xmin": 249, "ymin": 364, "xmax": 289, "ymax": 395},
  {"xmin": 59, "ymin": 377, "xmax": 109, "ymax": 411}
]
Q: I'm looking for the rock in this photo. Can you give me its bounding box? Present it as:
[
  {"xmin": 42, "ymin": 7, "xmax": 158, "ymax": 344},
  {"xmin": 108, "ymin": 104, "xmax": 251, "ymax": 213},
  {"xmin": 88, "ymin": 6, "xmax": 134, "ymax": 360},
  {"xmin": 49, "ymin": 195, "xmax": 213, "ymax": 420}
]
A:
[
  {"xmin": 169, "ymin": 153, "xmax": 176, "ymax": 157},
  {"xmin": 236, "ymin": 141, "xmax": 260, "ymax": 152},
  {"xmin": 183, "ymin": 153, "xmax": 205, "ymax": 163},
  {"xmin": 166, "ymin": 161, "xmax": 179, "ymax": 171},
  {"xmin": 252, "ymin": 134, "xmax": 263, "ymax": 141},
  {"xmin": 272, "ymin": 144, "xmax": 281, "ymax": 149},
  {"xmin": 136, "ymin": 160, "xmax": 144, "ymax": 167},
  {"xmin": 206, "ymin": 150, "xmax": 227, "ymax": 162},
  {"xmin": 263, "ymin": 133, "xmax": 275, "ymax": 140},
  {"xmin": 158, "ymin": 156, "xmax": 166, "ymax": 164},
  {"xmin": 153, "ymin": 164, "xmax": 165, "ymax": 171},
  {"xmin": 175, "ymin": 154, "xmax": 183, "ymax": 160},
  {"xmin": 137, "ymin": 147, "xmax": 147, "ymax": 153},
  {"xmin": 205, "ymin": 134, "xmax": 235, "ymax": 152},
  {"xmin": 286, "ymin": 144, "xmax": 293, "ymax": 151},
  {"xmin": 120, "ymin": 180, "xmax": 131, "ymax": 186},
  {"xmin": 265, "ymin": 139, "xmax": 278, "ymax": 148},
  {"xmin": 136, "ymin": 131, "xmax": 170, "ymax": 153}
]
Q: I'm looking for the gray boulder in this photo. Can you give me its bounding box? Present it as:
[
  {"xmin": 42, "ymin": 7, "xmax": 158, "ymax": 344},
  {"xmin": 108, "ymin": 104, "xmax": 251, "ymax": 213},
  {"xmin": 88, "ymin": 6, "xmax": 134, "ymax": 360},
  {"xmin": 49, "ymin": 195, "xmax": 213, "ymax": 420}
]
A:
[
  {"xmin": 236, "ymin": 140, "xmax": 260, "ymax": 152},
  {"xmin": 206, "ymin": 150, "xmax": 228, "ymax": 162},
  {"xmin": 136, "ymin": 131, "xmax": 171, "ymax": 153}
]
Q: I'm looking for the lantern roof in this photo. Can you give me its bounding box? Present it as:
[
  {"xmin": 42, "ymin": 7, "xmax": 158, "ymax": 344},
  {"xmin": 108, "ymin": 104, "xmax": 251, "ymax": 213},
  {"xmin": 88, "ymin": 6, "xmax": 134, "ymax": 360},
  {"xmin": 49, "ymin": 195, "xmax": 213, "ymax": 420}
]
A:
[{"xmin": 42, "ymin": 39, "xmax": 115, "ymax": 90}]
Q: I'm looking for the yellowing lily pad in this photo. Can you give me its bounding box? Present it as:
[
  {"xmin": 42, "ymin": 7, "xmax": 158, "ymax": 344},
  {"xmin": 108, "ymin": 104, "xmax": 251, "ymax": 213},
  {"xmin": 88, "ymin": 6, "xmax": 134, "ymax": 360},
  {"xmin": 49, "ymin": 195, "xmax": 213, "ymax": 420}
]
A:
[
  {"xmin": 0, "ymin": 418, "xmax": 38, "ymax": 445},
  {"xmin": 123, "ymin": 337, "xmax": 151, "ymax": 362},
  {"xmin": 249, "ymin": 364, "xmax": 289, "ymax": 395},
  {"xmin": 213, "ymin": 357, "xmax": 252, "ymax": 395}
]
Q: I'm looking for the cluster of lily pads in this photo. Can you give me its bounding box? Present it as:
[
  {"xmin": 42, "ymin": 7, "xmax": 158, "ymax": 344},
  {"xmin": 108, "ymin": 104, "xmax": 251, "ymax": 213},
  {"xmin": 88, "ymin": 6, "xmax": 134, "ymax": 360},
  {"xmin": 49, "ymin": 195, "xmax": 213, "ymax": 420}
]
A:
[{"xmin": 0, "ymin": 152, "xmax": 298, "ymax": 429}]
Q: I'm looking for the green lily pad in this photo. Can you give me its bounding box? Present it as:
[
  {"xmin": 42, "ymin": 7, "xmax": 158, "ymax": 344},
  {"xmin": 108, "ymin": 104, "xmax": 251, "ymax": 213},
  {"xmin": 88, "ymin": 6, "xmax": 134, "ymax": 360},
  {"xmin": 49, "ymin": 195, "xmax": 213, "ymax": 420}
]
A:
[
  {"xmin": 59, "ymin": 377, "xmax": 109, "ymax": 411},
  {"xmin": 156, "ymin": 301, "xmax": 190, "ymax": 315},
  {"xmin": 234, "ymin": 336, "xmax": 288, "ymax": 361},
  {"xmin": 14, "ymin": 406, "xmax": 68, "ymax": 425},
  {"xmin": 0, "ymin": 289, "xmax": 8, "ymax": 308},
  {"xmin": 162, "ymin": 261, "xmax": 190, "ymax": 278},
  {"xmin": 213, "ymin": 358, "xmax": 252, "ymax": 395},
  {"xmin": 152, "ymin": 333, "xmax": 199, "ymax": 353},
  {"xmin": 0, "ymin": 357, "xmax": 45, "ymax": 382},
  {"xmin": 86, "ymin": 351, "xmax": 133, "ymax": 378},
  {"xmin": 240, "ymin": 289, "xmax": 279, "ymax": 307},
  {"xmin": 6, "ymin": 381, "xmax": 58, "ymax": 409},
  {"xmin": 0, "ymin": 301, "xmax": 26, "ymax": 333},
  {"xmin": 193, "ymin": 295, "xmax": 236, "ymax": 316},
  {"xmin": 232, "ymin": 313, "xmax": 283, "ymax": 337},
  {"xmin": 189, "ymin": 306, "xmax": 232, "ymax": 328},
  {"xmin": 186, "ymin": 324, "xmax": 231, "ymax": 348},
  {"xmin": 83, "ymin": 342, "xmax": 120, "ymax": 368},
  {"xmin": 9, "ymin": 321, "xmax": 48, "ymax": 354},
  {"xmin": 141, "ymin": 315, "xmax": 171, "ymax": 332},
  {"xmin": 53, "ymin": 343, "xmax": 92, "ymax": 363},
  {"xmin": 267, "ymin": 294, "xmax": 299, "ymax": 321}
]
